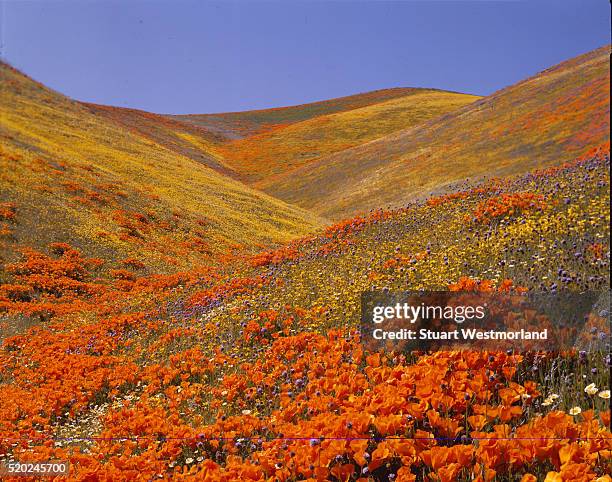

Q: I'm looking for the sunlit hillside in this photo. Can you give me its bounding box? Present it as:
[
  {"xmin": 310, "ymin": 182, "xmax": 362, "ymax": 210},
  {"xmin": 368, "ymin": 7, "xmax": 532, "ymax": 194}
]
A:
[
  {"xmin": 84, "ymin": 103, "xmax": 238, "ymax": 179},
  {"xmin": 219, "ymin": 90, "xmax": 480, "ymax": 184},
  {"xmin": 0, "ymin": 39, "xmax": 610, "ymax": 479},
  {"xmin": 172, "ymin": 87, "xmax": 434, "ymax": 139},
  {"xmin": 1, "ymin": 146, "xmax": 608, "ymax": 481},
  {"xmin": 267, "ymin": 45, "xmax": 611, "ymax": 219},
  {"xmin": 0, "ymin": 62, "xmax": 323, "ymax": 273}
]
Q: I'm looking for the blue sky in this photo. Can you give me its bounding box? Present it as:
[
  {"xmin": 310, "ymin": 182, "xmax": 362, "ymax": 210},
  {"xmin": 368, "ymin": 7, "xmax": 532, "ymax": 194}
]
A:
[{"xmin": 1, "ymin": 0, "xmax": 609, "ymax": 114}]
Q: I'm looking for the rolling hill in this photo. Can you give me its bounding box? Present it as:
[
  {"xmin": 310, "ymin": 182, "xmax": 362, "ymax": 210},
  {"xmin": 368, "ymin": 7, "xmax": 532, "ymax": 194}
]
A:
[
  {"xmin": 1, "ymin": 146, "xmax": 608, "ymax": 480},
  {"xmin": 0, "ymin": 62, "xmax": 323, "ymax": 273},
  {"xmin": 172, "ymin": 87, "xmax": 430, "ymax": 139},
  {"xmin": 0, "ymin": 43, "xmax": 610, "ymax": 481},
  {"xmin": 83, "ymin": 103, "xmax": 239, "ymax": 179},
  {"xmin": 1, "ymin": 45, "xmax": 608, "ymax": 271},
  {"xmin": 85, "ymin": 88, "xmax": 479, "ymax": 186},
  {"xmin": 217, "ymin": 90, "xmax": 480, "ymax": 184},
  {"xmin": 263, "ymin": 45, "xmax": 610, "ymax": 219}
]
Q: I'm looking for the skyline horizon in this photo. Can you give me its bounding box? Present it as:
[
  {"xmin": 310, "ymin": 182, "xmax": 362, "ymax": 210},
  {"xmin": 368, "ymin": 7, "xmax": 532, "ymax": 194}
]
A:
[
  {"xmin": 3, "ymin": 42, "xmax": 608, "ymax": 117},
  {"xmin": 2, "ymin": 1, "xmax": 610, "ymax": 115}
]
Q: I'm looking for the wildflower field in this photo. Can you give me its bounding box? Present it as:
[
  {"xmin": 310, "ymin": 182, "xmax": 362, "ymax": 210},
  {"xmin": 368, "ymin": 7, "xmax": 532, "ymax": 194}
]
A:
[
  {"xmin": 267, "ymin": 46, "xmax": 610, "ymax": 220},
  {"xmin": 0, "ymin": 142, "xmax": 610, "ymax": 480},
  {"xmin": 0, "ymin": 45, "xmax": 610, "ymax": 481},
  {"xmin": 215, "ymin": 90, "xmax": 479, "ymax": 184},
  {"xmin": 0, "ymin": 61, "xmax": 322, "ymax": 274}
]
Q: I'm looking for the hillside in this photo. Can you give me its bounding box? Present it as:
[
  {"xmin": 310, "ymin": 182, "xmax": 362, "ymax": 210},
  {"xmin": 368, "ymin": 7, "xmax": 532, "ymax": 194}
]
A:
[
  {"xmin": 264, "ymin": 45, "xmax": 611, "ymax": 219},
  {"xmin": 172, "ymin": 87, "xmax": 428, "ymax": 139},
  {"xmin": 0, "ymin": 62, "xmax": 323, "ymax": 274},
  {"xmin": 0, "ymin": 46, "xmax": 610, "ymax": 480},
  {"xmin": 83, "ymin": 103, "xmax": 239, "ymax": 179},
  {"xmin": 218, "ymin": 90, "xmax": 480, "ymax": 184},
  {"xmin": 1, "ymin": 147, "xmax": 609, "ymax": 480},
  {"xmin": 86, "ymin": 89, "xmax": 478, "ymax": 185}
]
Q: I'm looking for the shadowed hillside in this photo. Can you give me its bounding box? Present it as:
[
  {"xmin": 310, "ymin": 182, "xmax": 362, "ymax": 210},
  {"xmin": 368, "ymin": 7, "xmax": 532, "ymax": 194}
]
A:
[
  {"xmin": 265, "ymin": 45, "xmax": 610, "ymax": 219},
  {"xmin": 0, "ymin": 62, "xmax": 323, "ymax": 273}
]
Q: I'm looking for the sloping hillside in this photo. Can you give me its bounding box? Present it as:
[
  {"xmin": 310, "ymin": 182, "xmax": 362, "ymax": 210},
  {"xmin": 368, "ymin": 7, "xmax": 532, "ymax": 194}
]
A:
[
  {"xmin": 0, "ymin": 62, "xmax": 323, "ymax": 273},
  {"xmin": 1, "ymin": 147, "xmax": 608, "ymax": 481},
  {"xmin": 265, "ymin": 45, "xmax": 610, "ymax": 219},
  {"xmin": 83, "ymin": 103, "xmax": 239, "ymax": 179},
  {"xmin": 172, "ymin": 87, "xmax": 439, "ymax": 139},
  {"xmin": 219, "ymin": 90, "xmax": 480, "ymax": 184}
]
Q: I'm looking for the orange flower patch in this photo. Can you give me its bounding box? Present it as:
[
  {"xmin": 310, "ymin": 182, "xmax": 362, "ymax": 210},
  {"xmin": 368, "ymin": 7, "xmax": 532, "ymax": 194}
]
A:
[{"xmin": 472, "ymin": 192, "xmax": 547, "ymax": 223}]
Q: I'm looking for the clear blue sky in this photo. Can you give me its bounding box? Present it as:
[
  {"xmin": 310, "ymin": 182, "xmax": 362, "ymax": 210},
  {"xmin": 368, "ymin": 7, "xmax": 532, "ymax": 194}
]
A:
[{"xmin": 1, "ymin": 0, "xmax": 609, "ymax": 114}]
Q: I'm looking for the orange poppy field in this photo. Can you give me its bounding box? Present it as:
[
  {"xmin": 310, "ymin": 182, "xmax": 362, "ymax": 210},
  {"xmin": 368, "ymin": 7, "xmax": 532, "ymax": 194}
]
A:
[{"xmin": 0, "ymin": 44, "xmax": 611, "ymax": 481}]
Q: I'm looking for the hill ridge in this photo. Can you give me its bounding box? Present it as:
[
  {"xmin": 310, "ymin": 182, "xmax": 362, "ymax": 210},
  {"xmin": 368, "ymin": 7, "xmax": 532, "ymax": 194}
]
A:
[
  {"xmin": 219, "ymin": 89, "xmax": 480, "ymax": 183},
  {"xmin": 171, "ymin": 87, "xmax": 468, "ymax": 139},
  {"xmin": 0, "ymin": 61, "xmax": 324, "ymax": 273},
  {"xmin": 260, "ymin": 44, "xmax": 610, "ymax": 219}
]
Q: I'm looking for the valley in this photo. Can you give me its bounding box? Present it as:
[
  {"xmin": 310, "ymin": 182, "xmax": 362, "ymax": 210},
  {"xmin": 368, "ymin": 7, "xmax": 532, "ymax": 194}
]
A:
[{"xmin": 0, "ymin": 45, "xmax": 610, "ymax": 481}]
